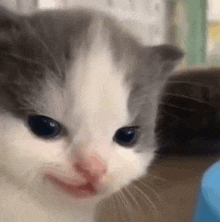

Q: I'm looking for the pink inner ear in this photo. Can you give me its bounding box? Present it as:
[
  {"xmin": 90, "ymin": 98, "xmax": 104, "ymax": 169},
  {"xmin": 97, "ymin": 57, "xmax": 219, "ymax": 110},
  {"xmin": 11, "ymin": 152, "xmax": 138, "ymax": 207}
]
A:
[{"xmin": 74, "ymin": 155, "xmax": 107, "ymax": 183}]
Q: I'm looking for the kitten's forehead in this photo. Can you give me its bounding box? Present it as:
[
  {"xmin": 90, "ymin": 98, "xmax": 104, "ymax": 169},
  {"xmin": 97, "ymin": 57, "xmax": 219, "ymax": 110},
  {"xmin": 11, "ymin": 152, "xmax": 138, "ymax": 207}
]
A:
[
  {"xmin": 0, "ymin": 8, "xmax": 144, "ymax": 122},
  {"xmin": 63, "ymin": 20, "xmax": 131, "ymax": 137}
]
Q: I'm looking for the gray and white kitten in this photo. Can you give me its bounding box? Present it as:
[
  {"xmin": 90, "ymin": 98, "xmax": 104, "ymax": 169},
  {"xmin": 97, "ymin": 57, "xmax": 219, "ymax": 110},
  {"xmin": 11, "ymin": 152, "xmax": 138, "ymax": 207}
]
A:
[{"xmin": 0, "ymin": 6, "xmax": 183, "ymax": 222}]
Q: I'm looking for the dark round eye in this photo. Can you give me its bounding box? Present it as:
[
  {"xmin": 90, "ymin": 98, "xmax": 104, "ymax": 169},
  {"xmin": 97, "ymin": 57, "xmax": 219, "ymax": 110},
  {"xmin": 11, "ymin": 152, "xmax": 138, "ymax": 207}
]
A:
[
  {"xmin": 28, "ymin": 115, "xmax": 62, "ymax": 139},
  {"xmin": 113, "ymin": 126, "xmax": 139, "ymax": 147}
]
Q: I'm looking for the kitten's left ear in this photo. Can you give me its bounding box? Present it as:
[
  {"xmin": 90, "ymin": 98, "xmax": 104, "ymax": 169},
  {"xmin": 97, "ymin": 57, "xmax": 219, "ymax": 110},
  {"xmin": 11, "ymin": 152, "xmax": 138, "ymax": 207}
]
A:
[
  {"xmin": 0, "ymin": 6, "xmax": 20, "ymax": 28},
  {"xmin": 147, "ymin": 44, "xmax": 184, "ymax": 77},
  {"xmin": 0, "ymin": 6, "xmax": 22, "ymax": 50}
]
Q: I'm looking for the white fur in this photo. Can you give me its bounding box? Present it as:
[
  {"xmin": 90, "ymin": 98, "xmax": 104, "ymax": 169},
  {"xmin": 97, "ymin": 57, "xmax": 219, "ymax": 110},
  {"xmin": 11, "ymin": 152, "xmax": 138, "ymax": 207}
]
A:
[{"xmin": 0, "ymin": 20, "xmax": 154, "ymax": 222}]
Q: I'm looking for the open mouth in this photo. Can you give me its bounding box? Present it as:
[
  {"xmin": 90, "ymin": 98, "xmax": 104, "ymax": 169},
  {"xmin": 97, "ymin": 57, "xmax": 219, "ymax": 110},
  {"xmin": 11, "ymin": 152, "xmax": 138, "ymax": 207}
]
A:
[{"xmin": 47, "ymin": 175, "xmax": 97, "ymax": 198}]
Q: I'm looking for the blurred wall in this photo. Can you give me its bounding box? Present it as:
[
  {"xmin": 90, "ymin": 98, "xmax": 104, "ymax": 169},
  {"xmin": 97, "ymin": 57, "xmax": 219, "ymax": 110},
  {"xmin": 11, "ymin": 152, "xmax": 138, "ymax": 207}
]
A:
[
  {"xmin": 208, "ymin": 0, "xmax": 220, "ymax": 21},
  {"xmin": 207, "ymin": 0, "xmax": 220, "ymax": 67},
  {"xmin": 2, "ymin": 0, "xmax": 169, "ymax": 46},
  {"xmin": 3, "ymin": 0, "xmax": 220, "ymax": 68},
  {"xmin": 1, "ymin": 0, "xmax": 37, "ymax": 13}
]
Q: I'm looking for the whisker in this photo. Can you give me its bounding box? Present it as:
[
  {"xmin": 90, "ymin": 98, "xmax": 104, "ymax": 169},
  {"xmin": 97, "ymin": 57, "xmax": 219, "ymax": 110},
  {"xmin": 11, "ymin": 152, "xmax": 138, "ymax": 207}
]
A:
[
  {"xmin": 147, "ymin": 174, "xmax": 168, "ymax": 182},
  {"xmin": 2, "ymin": 52, "xmax": 55, "ymax": 74},
  {"xmin": 162, "ymin": 92, "xmax": 213, "ymax": 106},
  {"xmin": 117, "ymin": 192, "xmax": 127, "ymax": 210},
  {"xmin": 118, "ymin": 191, "xmax": 134, "ymax": 221},
  {"xmin": 111, "ymin": 196, "xmax": 119, "ymax": 222},
  {"xmin": 155, "ymin": 138, "xmax": 172, "ymax": 148},
  {"xmin": 115, "ymin": 194, "xmax": 129, "ymax": 222},
  {"xmin": 156, "ymin": 108, "xmax": 183, "ymax": 120},
  {"xmin": 124, "ymin": 187, "xmax": 142, "ymax": 211},
  {"xmin": 155, "ymin": 129, "xmax": 179, "ymax": 141},
  {"xmin": 131, "ymin": 183, "xmax": 157, "ymax": 211},
  {"xmin": 120, "ymin": 189, "xmax": 135, "ymax": 213},
  {"xmin": 135, "ymin": 179, "xmax": 163, "ymax": 202},
  {"xmin": 27, "ymin": 25, "xmax": 63, "ymax": 77},
  {"xmin": 167, "ymin": 80, "xmax": 214, "ymax": 89},
  {"xmin": 158, "ymin": 102, "xmax": 197, "ymax": 112},
  {"xmin": 9, "ymin": 167, "xmax": 40, "ymax": 204}
]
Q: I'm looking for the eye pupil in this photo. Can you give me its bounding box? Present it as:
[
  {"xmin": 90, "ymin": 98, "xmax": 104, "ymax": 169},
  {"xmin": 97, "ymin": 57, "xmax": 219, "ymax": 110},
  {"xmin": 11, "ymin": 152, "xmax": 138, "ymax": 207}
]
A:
[
  {"xmin": 113, "ymin": 126, "xmax": 139, "ymax": 148},
  {"xmin": 28, "ymin": 115, "xmax": 62, "ymax": 139}
]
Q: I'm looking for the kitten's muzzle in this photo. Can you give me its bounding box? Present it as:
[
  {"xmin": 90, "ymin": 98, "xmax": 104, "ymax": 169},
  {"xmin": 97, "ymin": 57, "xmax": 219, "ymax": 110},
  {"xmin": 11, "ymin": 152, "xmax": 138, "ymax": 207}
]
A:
[{"xmin": 46, "ymin": 154, "xmax": 108, "ymax": 198}]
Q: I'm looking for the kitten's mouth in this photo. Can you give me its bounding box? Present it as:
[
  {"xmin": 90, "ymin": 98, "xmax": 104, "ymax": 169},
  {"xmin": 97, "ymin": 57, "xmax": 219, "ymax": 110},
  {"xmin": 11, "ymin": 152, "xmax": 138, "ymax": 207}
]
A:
[{"xmin": 47, "ymin": 175, "xmax": 97, "ymax": 198}]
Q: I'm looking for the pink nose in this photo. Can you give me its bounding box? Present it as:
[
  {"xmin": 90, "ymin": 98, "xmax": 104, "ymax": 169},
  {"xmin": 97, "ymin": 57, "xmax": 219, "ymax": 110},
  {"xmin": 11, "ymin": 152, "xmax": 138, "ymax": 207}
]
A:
[{"xmin": 74, "ymin": 155, "xmax": 107, "ymax": 183}]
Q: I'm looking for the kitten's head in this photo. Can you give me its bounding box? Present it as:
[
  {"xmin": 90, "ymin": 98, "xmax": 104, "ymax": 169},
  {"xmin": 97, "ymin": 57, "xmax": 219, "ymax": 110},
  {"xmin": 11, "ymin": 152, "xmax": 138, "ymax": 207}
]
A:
[{"xmin": 0, "ymin": 6, "xmax": 183, "ymax": 209}]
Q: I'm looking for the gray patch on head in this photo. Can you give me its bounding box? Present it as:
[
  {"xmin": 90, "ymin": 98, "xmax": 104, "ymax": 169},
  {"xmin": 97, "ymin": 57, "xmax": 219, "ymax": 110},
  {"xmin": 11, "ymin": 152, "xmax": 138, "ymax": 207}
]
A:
[
  {"xmin": 126, "ymin": 45, "xmax": 184, "ymax": 152},
  {"xmin": 0, "ymin": 7, "xmax": 95, "ymax": 118}
]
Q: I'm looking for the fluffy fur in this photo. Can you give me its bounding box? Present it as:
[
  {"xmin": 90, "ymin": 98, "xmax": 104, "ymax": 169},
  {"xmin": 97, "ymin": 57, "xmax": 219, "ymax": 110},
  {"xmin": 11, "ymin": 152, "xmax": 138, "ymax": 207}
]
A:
[{"xmin": 0, "ymin": 6, "xmax": 183, "ymax": 222}]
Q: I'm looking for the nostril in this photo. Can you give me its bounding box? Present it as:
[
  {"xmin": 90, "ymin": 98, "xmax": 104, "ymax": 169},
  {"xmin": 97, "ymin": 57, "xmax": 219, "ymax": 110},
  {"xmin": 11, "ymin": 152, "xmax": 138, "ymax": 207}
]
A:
[
  {"xmin": 74, "ymin": 155, "xmax": 107, "ymax": 182},
  {"xmin": 101, "ymin": 168, "xmax": 107, "ymax": 176}
]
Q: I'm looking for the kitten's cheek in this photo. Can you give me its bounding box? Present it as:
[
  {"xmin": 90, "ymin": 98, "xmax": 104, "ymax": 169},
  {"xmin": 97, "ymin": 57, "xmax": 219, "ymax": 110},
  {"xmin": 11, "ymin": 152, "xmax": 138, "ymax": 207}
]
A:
[{"xmin": 102, "ymin": 172, "xmax": 129, "ymax": 190}]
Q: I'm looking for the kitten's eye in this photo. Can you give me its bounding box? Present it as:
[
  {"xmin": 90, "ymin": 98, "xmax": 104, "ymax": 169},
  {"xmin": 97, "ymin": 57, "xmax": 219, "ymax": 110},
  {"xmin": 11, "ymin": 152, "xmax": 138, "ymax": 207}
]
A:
[
  {"xmin": 113, "ymin": 126, "xmax": 139, "ymax": 147},
  {"xmin": 28, "ymin": 115, "xmax": 62, "ymax": 139}
]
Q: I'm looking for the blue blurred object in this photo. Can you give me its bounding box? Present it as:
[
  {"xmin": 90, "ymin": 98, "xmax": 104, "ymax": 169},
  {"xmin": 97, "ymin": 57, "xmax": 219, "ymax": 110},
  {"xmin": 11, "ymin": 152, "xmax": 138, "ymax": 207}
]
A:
[{"xmin": 193, "ymin": 161, "xmax": 220, "ymax": 221}]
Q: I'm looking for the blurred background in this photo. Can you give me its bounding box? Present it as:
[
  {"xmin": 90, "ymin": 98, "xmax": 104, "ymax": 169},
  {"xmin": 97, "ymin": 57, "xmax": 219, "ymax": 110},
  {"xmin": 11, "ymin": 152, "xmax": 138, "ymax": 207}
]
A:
[
  {"xmin": 1, "ymin": 1, "xmax": 220, "ymax": 221},
  {"xmin": 1, "ymin": 0, "xmax": 220, "ymax": 69}
]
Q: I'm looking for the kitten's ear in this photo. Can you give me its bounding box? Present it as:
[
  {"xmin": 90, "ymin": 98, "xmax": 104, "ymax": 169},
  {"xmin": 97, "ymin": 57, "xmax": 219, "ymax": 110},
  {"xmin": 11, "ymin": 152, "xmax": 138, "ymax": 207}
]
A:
[
  {"xmin": 0, "ymin": 6, "xmax": 19, "ymax": 28},
  {"xmin": 147, "ymin": 44, "xmax": 184, "ymax": 77},
  {"xmin": 0, "ymin": 6, "xmax": 22, "ymax": 49}
]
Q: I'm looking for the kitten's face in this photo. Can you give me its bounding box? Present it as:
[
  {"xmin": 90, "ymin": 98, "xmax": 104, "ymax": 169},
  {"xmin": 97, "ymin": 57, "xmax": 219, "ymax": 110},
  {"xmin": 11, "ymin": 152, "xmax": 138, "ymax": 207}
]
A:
[{"xmin": 0, "ymin": 6, "xmax": 182, "ymax": 209}]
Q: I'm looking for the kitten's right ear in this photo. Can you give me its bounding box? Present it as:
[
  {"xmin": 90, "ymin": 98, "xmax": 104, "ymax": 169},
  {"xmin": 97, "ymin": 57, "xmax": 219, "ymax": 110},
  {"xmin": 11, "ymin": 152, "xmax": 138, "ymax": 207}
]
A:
[{"xmin": 148, "ymin": 44, "xmax": 184, "ymax": 75}]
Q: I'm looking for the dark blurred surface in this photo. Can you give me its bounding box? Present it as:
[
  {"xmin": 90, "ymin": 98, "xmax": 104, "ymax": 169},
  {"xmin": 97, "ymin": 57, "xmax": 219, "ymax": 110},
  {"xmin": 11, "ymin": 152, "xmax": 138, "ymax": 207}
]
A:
[{"xmin": 156, "ymin": 68, "xmax": 220, "ymax": 155}]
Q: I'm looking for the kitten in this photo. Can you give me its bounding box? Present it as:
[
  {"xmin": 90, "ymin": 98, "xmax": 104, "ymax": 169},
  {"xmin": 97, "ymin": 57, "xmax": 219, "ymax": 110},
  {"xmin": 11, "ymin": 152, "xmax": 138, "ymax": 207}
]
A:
[{"xmin": 0, "ymin": 6, "xmax": 183, "ymax": 222}]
